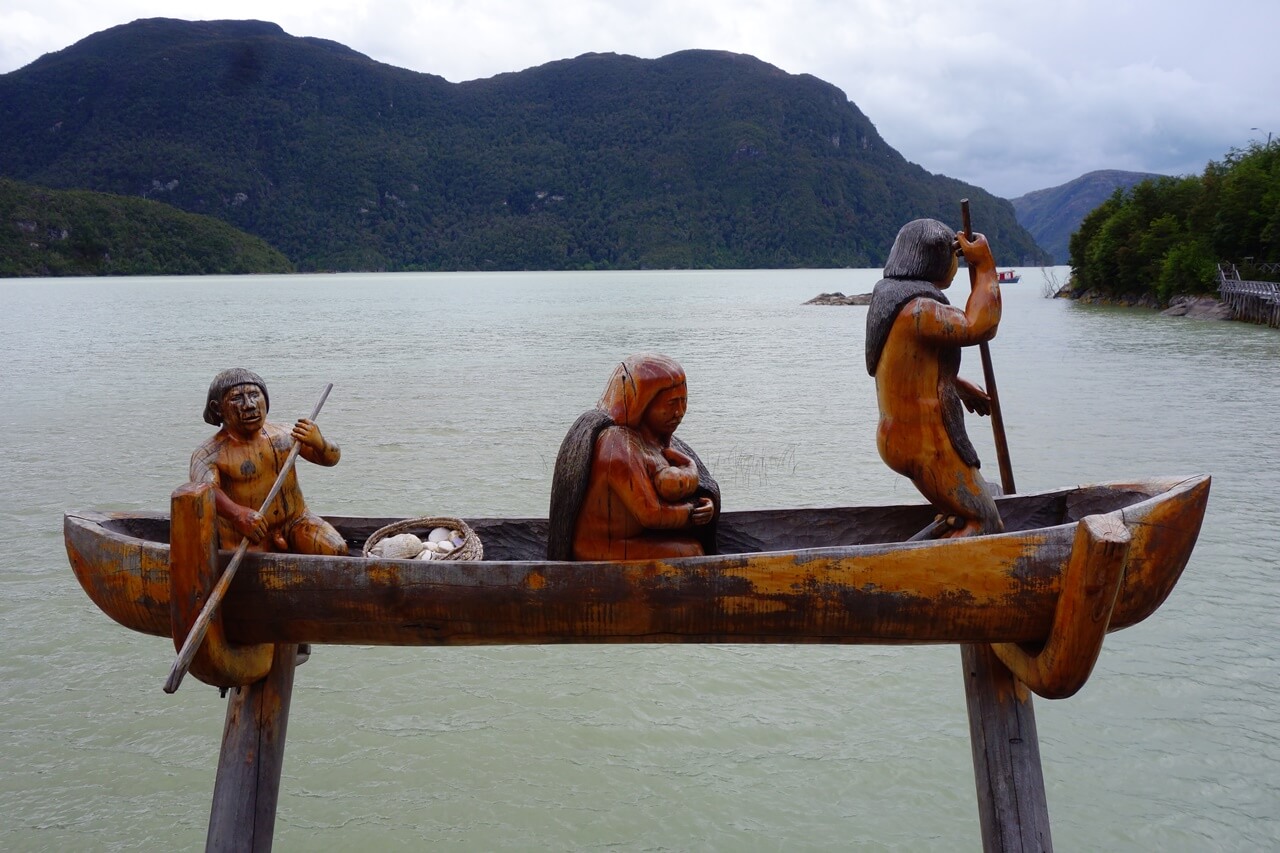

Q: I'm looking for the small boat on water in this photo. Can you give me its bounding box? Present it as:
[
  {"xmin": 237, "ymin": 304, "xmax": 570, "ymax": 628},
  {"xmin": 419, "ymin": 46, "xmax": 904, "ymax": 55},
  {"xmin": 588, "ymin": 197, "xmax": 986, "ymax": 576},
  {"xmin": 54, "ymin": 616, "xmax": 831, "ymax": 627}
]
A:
[
  {"xmin": 66, "ymin": 474, "xmax": 1209, "ymax": 699},
  {"xmin": 998, "ymin": 270, "xmax": 1021, "ymax": 283}
]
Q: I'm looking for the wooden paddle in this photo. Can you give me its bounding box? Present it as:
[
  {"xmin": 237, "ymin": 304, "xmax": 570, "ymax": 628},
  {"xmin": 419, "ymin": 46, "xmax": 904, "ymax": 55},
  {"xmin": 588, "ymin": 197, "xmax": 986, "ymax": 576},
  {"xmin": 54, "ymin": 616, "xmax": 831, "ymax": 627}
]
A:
[
  {"xmin": 960, "ymin": 199, "xmax": 1015, "ymax": 495},
  {"xmin": 163, "ymin": 383, "xmax": 333, "ymax": 694}
]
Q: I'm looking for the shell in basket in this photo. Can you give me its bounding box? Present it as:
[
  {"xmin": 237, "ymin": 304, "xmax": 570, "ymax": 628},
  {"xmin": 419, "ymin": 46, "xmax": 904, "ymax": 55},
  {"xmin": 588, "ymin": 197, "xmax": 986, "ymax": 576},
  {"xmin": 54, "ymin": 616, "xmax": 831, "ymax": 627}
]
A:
[{"xmin": 362, "ymin": 516, "xmax": 483, "ymax": 561}]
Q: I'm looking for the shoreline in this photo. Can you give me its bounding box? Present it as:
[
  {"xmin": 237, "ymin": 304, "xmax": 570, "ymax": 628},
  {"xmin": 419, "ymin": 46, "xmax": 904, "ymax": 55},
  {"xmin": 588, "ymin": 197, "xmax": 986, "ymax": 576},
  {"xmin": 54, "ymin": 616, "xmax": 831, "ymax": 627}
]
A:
[
  {"xmin": 1060, "ymin": 289, "xmax": 1234, "ymax": 321},
  {"xmin": 805, "ymin": 286, "xmax": 1238, "ymax": 324}
]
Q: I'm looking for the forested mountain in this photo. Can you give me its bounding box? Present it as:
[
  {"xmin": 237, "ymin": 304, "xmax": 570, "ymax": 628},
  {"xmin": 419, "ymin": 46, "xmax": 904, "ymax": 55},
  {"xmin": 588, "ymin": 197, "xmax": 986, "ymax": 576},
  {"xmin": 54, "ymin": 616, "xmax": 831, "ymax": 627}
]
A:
[
  {"xmin": 0, "ymin": 177, "xmax": 292, "ymax": 275},
  {"xmin": 1069, "ymin": 143, "xmax": 1280, "ymax": 302},
  {"xmin": 0, "ymin": 18, "xmax": 1048, "ymax": 272},
  {"xmin": 1010, "ymin": 170, "xmax": 1165, "ymax": 264}
]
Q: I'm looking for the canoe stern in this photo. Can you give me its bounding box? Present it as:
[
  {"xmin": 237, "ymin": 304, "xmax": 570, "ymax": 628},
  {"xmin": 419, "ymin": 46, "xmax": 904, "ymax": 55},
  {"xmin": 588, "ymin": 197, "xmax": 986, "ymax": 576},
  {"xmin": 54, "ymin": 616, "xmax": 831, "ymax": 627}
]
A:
[{"xmin": 64, "ymin": 512, "xmax": 171, "ymax": 638}]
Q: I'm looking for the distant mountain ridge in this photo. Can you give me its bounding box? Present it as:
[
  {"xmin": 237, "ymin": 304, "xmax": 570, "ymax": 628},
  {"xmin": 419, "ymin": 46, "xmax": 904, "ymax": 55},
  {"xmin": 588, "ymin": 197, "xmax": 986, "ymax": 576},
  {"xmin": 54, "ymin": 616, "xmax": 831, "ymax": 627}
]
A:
[
  {"xmin": 1010, "ymin": 170, "xmax": 1166, "ymax": 264},
  {"xmin": 0, "ymin": 18, "xmax": 1048, "ymax": 271}
]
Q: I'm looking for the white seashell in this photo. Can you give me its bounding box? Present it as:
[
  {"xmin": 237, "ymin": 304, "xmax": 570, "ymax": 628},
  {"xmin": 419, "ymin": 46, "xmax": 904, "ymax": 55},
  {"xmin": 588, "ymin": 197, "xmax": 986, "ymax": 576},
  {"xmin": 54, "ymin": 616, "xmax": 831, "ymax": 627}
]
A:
[
  {"xmin": 379, "ymin": 533, "xmax": 424, "ymax": 560},
  {"xmin": 427, "ymin": 540, "xmax": 454, "ymax": 555},
  {"xmin": 427, "ymin": 527, "xmax": 453, "ymax": 543},
  {"xmin": 417, "ymin": 549, "xmax": 434, "ymax": 560}
]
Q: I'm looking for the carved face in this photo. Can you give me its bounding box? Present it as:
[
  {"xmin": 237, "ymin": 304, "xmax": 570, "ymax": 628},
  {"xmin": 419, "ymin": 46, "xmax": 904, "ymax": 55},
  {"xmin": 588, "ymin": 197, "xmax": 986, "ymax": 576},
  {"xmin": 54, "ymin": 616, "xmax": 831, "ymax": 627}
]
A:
[
  {"xmin": 642, "ymin": 383, "xmax": 688, "ymax": 439},
  {"xmin": 219, "ymin": 383, "xmax": 266, "ymax": 437}
]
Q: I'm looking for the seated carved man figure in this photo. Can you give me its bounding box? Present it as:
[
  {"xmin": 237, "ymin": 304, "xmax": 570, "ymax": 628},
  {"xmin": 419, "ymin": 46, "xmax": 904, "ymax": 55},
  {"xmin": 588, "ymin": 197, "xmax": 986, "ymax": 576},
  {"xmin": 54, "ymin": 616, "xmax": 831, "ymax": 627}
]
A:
[
  {"xmin": 191, "ymin": 368, "xmax": 347, "ymax": 555},
  {"xmin": 865, "ymin": 219, "xmax": 1004, "ymax": 537},
  {"xmin": 548, "ymin": 354, "xmax": 720, "ymax": 561}
]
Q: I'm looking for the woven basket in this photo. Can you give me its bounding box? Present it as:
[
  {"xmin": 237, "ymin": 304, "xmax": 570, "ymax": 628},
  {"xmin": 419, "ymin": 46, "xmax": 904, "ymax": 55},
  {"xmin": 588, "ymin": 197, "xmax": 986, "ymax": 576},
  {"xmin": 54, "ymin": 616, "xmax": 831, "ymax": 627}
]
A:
[{"xmin": 362, "ymin": 516, "xmax": 484, "ymax": 561}]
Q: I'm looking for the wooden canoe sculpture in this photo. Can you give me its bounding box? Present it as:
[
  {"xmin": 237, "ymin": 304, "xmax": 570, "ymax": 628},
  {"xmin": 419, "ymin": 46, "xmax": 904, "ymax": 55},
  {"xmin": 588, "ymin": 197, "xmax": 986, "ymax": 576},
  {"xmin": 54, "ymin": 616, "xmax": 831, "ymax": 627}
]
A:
[
  {"xmin": 65, "ymin": 474, "xmax": 1209, "ymax": 850},
  {"xmin": 67, "ymin": 474, "xmax": 1209, "ymax": 698}
]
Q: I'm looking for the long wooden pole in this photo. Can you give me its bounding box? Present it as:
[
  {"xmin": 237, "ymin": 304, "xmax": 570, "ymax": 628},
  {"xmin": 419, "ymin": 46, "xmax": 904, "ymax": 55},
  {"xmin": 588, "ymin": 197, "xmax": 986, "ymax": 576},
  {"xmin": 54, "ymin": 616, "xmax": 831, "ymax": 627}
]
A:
[
  {"xmin": 164, "ymin": 383, "xmax": 333, "ymax": 694},
  {"xmin": 961, "ymin": 199, "xmax": 1015, "ymax": 495},
  {"xmin": 958, "ymin": 200, "xmax": 1050, "ymax": 851}
]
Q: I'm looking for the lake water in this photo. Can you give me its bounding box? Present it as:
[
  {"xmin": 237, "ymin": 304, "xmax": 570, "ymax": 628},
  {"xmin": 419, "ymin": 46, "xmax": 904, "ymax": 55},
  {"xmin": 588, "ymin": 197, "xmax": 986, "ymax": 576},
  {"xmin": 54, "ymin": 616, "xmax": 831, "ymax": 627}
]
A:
[{"xmin": 1, "ymin": 268, "xmax": 1277, "ymax": 850}]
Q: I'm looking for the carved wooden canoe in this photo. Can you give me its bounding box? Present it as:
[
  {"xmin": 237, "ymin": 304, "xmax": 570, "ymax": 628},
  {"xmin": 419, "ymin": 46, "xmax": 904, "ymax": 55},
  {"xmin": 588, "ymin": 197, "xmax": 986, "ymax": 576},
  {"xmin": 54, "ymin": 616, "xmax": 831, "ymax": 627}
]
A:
[{"xmin": 65, "ymin": 474, "xmax": 1209, "ymax": 699}]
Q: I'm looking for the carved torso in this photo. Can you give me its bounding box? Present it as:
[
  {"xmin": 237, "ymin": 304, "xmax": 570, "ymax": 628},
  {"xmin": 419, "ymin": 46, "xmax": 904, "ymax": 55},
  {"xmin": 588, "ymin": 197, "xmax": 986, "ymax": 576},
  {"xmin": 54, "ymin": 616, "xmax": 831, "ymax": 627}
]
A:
[
  {"xmin": 190, "ymin": 422, "xmax": 308, "ymax": 536},
  {"xmin": 866, "ymin": 278, "xmax": 979, "ymax": 469}
]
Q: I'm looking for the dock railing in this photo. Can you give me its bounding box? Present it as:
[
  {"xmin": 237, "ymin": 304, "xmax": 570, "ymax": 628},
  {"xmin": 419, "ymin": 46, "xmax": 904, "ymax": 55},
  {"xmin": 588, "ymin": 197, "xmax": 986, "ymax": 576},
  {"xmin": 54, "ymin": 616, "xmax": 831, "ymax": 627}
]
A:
[{"xmin": 1218, "ymin": 263, "xmax": 1280, "ymax": 328}]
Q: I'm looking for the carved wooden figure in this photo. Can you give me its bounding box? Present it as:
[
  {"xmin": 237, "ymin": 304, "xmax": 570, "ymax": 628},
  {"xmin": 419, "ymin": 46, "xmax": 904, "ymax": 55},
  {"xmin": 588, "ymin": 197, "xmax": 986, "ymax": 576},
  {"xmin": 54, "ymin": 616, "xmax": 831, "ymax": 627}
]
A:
[
  {"xmin": 548, "ymin": 353, "xmax": 720, "ymax": 561},
  {"xmin": 866, "ymin": 219, "xmax": 1004, "ymax": 537},
  {"xmin": 191, "ymin": 368, "xmax": 346, "ymax": 556}
]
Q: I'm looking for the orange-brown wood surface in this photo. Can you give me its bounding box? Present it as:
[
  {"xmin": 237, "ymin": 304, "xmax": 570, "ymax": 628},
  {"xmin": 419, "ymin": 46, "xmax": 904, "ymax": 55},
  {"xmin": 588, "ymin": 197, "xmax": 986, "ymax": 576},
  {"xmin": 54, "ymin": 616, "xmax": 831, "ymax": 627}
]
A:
[
  {"xmin": 869, "ymin": 221, "xmax": 1004, "ymax": 537},
  {"xmin": 192, "ymin": 371, "xmax": 345, "ymax": 557},
  {"xmin": 550, "ymin": 354, "xmax": 719, "ymax": 562},
  {"xmin": 993, "ymin": 514, "xmax": 1130, "ymax": 699},
  {"xmin": 169, "ymin": 482, "xmax": 274, "ymax": 689},
  {"xmin": 66, "ymin": 476, "xmax": 1210, "ymax": 682},
  {"xmin": 65, "ymin": 513, "xmax": 172, "ymax": 637}
]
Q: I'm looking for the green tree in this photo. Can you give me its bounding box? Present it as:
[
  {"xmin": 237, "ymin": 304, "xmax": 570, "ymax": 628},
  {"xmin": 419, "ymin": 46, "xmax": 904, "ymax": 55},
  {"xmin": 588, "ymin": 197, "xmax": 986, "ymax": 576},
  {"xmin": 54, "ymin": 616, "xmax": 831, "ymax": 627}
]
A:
[{"xmin": 1069, "ymin": 145, "xmax": 1280, "ymax": 301}]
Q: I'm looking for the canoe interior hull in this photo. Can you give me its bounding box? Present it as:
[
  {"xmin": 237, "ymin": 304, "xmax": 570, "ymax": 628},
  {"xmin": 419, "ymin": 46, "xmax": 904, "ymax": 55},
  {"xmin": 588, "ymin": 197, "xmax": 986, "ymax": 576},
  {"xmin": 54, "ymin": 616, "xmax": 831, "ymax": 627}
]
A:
[{"xmin": 65, "ymin": 475, "xmax": 1209, "ymax": 650}]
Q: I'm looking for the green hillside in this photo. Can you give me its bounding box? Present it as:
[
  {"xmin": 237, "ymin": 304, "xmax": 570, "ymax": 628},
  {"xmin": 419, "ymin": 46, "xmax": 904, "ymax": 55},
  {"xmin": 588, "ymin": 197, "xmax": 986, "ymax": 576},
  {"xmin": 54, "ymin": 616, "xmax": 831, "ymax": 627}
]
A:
[
  {"xmin": 0, "ymin": 18, "xmax": 1048, "ymax": 271},
  {"xmin": 0, "ymin": 177, "xmax": 293, "ymax": 276}
]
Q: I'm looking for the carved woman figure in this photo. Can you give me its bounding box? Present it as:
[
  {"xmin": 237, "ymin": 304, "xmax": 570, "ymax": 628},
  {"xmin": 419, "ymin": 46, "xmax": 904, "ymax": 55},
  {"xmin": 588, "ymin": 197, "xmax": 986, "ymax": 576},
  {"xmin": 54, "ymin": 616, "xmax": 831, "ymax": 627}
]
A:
[{"xmin": 547, "ymin": 354, "xmax": 720, "ymax": 560}]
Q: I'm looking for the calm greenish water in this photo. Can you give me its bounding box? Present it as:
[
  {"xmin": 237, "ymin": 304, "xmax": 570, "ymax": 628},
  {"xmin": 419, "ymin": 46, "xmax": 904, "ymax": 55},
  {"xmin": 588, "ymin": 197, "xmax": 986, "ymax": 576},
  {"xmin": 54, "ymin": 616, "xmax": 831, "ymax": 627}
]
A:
[{"xmin": 1, "ymin": 269, "xmax": 1276, "ymax": 850}]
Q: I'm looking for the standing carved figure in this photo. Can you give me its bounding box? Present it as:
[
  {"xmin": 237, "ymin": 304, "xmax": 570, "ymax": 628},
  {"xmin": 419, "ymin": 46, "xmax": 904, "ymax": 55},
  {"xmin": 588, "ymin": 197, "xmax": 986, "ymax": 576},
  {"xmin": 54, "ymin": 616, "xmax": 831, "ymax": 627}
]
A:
[
  {"xmin": 548, "ymin": 354, "xmax": 720, "ymax": 560},
  {"xmin": 866, "ymin": 219, "xmax": 1004, "ymax": 537},
  {"xmin": 191, "ymin": 368, "xmax": 347, "ymax": 555}
]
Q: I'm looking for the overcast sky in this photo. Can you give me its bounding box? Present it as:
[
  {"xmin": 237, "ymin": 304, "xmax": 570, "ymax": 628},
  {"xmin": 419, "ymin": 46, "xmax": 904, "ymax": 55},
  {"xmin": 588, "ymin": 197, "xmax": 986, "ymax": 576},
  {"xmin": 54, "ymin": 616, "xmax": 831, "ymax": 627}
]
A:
[{"xmin": 2, "ymin": 0, "xmax": 1276, "ymax": 198}]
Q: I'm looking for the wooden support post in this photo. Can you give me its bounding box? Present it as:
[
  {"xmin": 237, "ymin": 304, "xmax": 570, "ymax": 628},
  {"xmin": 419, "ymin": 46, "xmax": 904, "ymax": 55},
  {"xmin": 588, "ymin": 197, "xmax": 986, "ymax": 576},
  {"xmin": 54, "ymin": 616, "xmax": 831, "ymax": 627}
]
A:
[
  {"xmin": 962, "ymin": 643, "xmax": 1053, "ymax": 852},
  {"xmin": 206, "ymin": 643, "xmax": 298, "ymax": 853}
]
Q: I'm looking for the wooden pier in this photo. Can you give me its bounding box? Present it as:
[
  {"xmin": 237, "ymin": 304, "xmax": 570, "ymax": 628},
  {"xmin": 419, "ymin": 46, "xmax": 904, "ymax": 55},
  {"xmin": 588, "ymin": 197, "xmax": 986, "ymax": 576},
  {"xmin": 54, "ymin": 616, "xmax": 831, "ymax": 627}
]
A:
[{"xmin": 1218, "ymin": 263, "xmax": 1280, "ymax": 327}]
